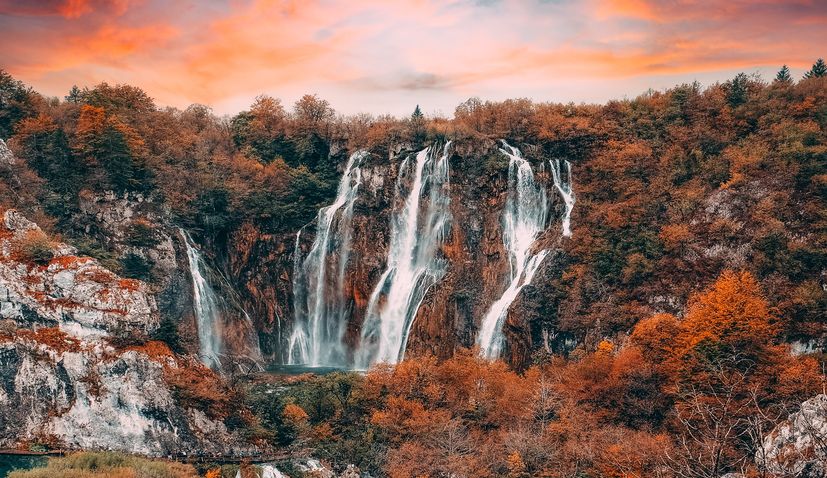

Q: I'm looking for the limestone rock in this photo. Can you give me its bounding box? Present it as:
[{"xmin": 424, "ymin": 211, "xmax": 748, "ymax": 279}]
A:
[{"xmin": 759, "ymin": 394, "xmax": 827, "ymax": 477}]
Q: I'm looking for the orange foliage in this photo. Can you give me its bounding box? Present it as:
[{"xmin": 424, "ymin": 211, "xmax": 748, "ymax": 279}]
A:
[
  {"xmin": 678, "ymin": 270, "xmax": 779, "ymax": 360},
  {"xmin": 18, "ymin": 327, "xmax": 82, "ymax": 353},
  {"xmin": 283, "ymin": 403, "xmax": 309, "ymax": 423}
]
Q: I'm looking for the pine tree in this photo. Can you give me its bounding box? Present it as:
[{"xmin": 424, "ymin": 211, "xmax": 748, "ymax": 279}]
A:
[
  {"xmin": 774, "ymin": 65, "xmax": 792, "ymax": 84},
  {"xmin": 803, "ymin": 58, "xmax": 826, "ymax": 79},
  {"xmin": 65, "ymin": 85, "xmax": 83, "ymax": 103},
  {"xmin": 725, "ymin": 73, "xmax": 750, "ymax": 107},
  {"xmin": 411, "ymin": 104, "xmax": 423, "ymax": 121}
]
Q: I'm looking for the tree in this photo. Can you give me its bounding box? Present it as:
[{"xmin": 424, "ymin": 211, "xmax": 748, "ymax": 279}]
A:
[
  {"xmin": 724, "ymin": 73, "xmax": 750, "ymax": 107},
  {"xmin": 411, "ymin": 105, "xmax": 423, "ymax": 122},
  {"xmin": 0, "ymin": 69, "xmax": 37, "ymax": 139},
  {"xmin": 803, "ymin": 58, "xmax": 826, "ymax": 79},
  {"xmin": 774, "ymin": 65, "xmax": 792, "ymax": 84},
  {"xmin": 73, "ymin": 105, "xmax": 149, "ymax": 191},
  {"xmin": 65, "ymin": 85, "xmax": 84, "ymax": 103},
  {"xmin": 13, "ymin": 114, "xmax": 80, "ymax": 195}
]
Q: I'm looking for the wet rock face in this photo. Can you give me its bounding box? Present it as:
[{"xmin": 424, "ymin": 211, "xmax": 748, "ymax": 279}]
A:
[
  {"xmin": 74, "ymin": 191, "xmax": 196, "ymax": 348},
  {"xmin": 229, "ymin": 139, "xmax": 566, "ymax": 366},
  {"xmin": 759, "ymin": 394, "xmax": 827, "ymax": 477},
  {"xmin": 0, "ymin": 210, "xmax": 253, "ymax": 455}
]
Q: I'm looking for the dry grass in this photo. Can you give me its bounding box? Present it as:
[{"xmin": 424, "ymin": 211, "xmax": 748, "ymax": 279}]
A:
[{"xmin": 8, "ymin": 451, "xmax": 199, "ymax": 478}]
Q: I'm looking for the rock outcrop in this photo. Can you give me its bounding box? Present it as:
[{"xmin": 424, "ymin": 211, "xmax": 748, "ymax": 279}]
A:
[
  {"xmin": 0, "ymin": 210, "xmax": 254, "ymax": 455},
  {"xmin": 759, "ymin": 394, "xmax": 827, "ymax": 477}
]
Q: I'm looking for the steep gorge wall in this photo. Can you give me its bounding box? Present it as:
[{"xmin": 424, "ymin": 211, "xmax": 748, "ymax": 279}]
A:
[{"xmin": 225, "ymin": 139, "xmax": 573, "ymax": 367}]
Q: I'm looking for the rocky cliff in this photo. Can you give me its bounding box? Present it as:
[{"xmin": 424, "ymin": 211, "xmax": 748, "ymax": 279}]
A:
[
  {"xmin": 225, "ymin": 139, "xmax": 573, "ymax": 368},
  {"xmin": 0, "ymin": 210, "xmax": 254, "ymax": 455},
  {"xmin": 759, "ymin": 394, "xmax": 827, "ymax": 478}
]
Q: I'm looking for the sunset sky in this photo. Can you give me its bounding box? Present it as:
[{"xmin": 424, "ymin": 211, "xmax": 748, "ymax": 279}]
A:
[{"xmin": 1, "ymin": 0, "xmax": 825, "ymax": 116}]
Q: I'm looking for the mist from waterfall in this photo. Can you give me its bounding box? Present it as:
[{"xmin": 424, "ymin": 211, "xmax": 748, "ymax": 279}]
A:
[
  {"xmin": 477, "ymin": 141, "xmax": 550, "ymax": 359},
  {"xmin": 288, "ymin": 150, "xmax": 368, "ymax": 366},
  {"xmin": 550, "ymin": 158, "xmax": 575, "ymax": 237},
  {"xmin": 356, "ymin": 143, "xmax": 452, "ymax": 368},
  {"xmin": 181, "ymin": 230, "xmax": 261, "ymax": 370},
  {"xmin": 181, "ymin": 230, "xmax": 225, "ymax": 369}
]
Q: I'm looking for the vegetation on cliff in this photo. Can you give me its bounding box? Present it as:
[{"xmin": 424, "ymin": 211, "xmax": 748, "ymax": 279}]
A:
[{"xmin": 0, "ymin": 65, "xmax": 825, "ymax": 476}]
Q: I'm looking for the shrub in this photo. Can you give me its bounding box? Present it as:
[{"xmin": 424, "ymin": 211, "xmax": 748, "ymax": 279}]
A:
[
  {"xmin": 125, "ymin": 218, "xmax": 159, "ymax": 247},
  {"xmin": 151, "ymin": 318, "xmax": 183, "ymax": 353},
  {"xmin": 13, "ymin": 229, "xmax": 53, "ymax": 265},
  {"xmin": 119, "ymin": 253, "xmax": 152, "ymax": 280}
]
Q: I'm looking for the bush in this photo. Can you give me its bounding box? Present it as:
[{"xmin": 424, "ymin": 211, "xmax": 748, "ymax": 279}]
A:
[
  {"xmin": 151, "ymin": 317, "xmax": 183, "ymax": 353},
  {"xmin": 13, "ymin": 229, "xmax": 53, "ymax": 265},
  {"xmin": 125, "ymin": 218, "xmax": 159, "ymax": 247},
  {"xmin": 119, "ymin": 253, "xmax": 152, "ymax": 280}
]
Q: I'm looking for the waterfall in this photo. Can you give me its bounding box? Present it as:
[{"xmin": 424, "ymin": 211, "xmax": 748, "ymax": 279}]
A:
[
  {"xmin": 356, "ymin": 142, "xmax": 452, "ymax": 367},
  {"xmin": 181, "ymin": 230, "xmax": 224, "ymax": 369},
  {"xmin": 288, "ymin": 150, "xmax": 368, "ymax": 366},
  {"xmin": 477, "ymin": 141, "xmax": 550, "ymax": 359},
  {"xmin": 550, "ymin": 158, "xmax": 575, "ymax": 237}
]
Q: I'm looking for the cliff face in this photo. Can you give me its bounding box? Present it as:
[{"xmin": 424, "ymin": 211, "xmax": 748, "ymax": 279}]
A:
[
  {"xmin": 0, "ymin": 210, "xmax": 253, "ymax": 455},
  {"xmin": 226, "ymin": 139, "xmax": 572, "ymax": 367},
  {"xmin": 759, "ymin": 394, "xmax": 827, "ymax": 478}
]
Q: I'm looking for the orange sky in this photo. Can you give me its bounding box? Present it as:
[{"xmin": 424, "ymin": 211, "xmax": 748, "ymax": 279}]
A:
[{"xmin": 1, "ymin": 0, "xmax": 825, "ymax": 116}]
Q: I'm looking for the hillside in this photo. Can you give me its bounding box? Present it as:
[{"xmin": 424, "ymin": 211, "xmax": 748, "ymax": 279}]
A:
[{"xmin": 0, "ymin": 69, "xmax": 825, "ymax": 477}]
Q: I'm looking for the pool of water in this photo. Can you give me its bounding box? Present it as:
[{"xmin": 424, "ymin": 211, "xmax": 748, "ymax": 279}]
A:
[
  {"xmin": 0, "ymin": 454, "xmax": 48, "ymax": 477},
  {"xmin": 265, "ymin": 364, "xmax": 353, "ymax": 375}
]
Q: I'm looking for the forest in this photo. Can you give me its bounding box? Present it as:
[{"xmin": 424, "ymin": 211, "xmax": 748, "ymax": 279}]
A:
[{"xmin": 0, "ymin": 61, "xmax": 825, "ymax": 478}]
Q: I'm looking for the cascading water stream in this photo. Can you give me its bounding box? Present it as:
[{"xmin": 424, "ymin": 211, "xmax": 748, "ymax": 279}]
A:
[
  {"xmin": 181, "ymin": 230, "xmax": 224, "ymax": 369},
  {"xmin": 550, "ymin": 158, "xmax": 575, "ymax": 237},
  {"xmin": 477, "ymin": 141, "xmax": 550, "ymax": 359},
  {"xmin": 356, "ymin": 142, "xmax": 452, "ymax": 367},
  {"xmin": 288, "ymin": 150, "xmax": 368, "ymax": 366}
]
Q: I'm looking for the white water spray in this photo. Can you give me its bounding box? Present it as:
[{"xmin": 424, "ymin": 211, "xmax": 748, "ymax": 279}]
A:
[
  {"xmin": 181, "ymin": 230, "xmax": 224, "ymax": 369},
  {"xmin": 289, "ymin": 151, "xmax": 367, "ymax": 366},
  {"xmin": 357, "ymin": 143, "xmax": 452, "ymax": 367},
  {"xmin": 477, "ymin": 141, "xmax": 550, "ymax": 359},
  {"xmin": 550, "ymin": 158, "xmax": 575, "ymax": 237}
]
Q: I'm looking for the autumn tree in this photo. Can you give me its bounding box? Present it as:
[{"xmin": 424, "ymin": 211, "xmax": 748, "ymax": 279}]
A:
[
  {"xmin": 13, "ymin": 114, "xmax": 80, "ymax": 195},
  {"xmin": 73, "ymin": 104, "xmax": 150, "ymax": 192},
  {"xmin": 0, "ymin": 69, "xmax": 37, "ymax": 139},
  {"xmin": 231, "ymin": 95, "xmax": 288, "ymax": 163}
]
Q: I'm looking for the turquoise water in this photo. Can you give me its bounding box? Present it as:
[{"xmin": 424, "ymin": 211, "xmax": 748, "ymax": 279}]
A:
[
  {"xmin": 0, "ymin": 455, "xmax": 47, "ymax": 477},
  {"xmin": 266, "ymin": 364, "xmax": 349, "ymax": 375}
]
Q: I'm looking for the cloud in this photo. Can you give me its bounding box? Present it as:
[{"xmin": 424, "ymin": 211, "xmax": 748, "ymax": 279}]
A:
[
  {"xmin": 0, "ymin": 0, "xmax": 135, "ymax": 18},
  {"xmin": 0, "ymin": 0, "xmax": 825, "ymax": 115}
]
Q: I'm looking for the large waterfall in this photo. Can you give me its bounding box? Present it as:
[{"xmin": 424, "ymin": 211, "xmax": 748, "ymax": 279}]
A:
[
  {"xmin": 477, "ymin": 141, "xmax": 550, "ymax": 359},
  {"xmin": 356, "ymin": 143, "xmax": 452, "ymax": 367},
  {"xmin": 288, "ymin": 151, "xmax": 368, "ymax": 366},
  {"xmin": 181, "ymin": 230, "xmax": 225, "ymax": 369}
]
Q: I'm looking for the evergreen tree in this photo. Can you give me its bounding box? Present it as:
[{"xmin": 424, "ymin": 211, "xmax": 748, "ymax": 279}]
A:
[
  {"xmin": 803, "ymin": 58, "xmax": 826, "ymax": 78},
  {"xmin": 65, "ymin": 85, "xmax": 83, "ymax": 103},
  {"xmin": 411, "ymin": 104, "xmax": 424, "ymax": 122},
  {"xmin": 774, "ymin": 65, "xmax": 792, "ymax": 84},
  {"xmin": 725, "ymin": 73, "xmax": 750, "ymax": 107}
]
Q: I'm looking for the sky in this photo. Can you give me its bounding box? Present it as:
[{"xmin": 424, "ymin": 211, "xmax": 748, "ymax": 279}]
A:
[{"xmin": 0, "ymin": 0, "xmax": 825, "ymax": 117}]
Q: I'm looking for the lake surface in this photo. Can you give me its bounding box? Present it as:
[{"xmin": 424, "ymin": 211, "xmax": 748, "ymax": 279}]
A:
[
  {"xmin": 265, "ymin": 364, "xmax": 352, "ymax": 375},
  {"xmin": 0, "ymin": 454, "xmax": 47, "ymax": 477}
]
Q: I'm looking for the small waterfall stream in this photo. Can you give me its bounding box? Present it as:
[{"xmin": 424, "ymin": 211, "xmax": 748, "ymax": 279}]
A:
[
  {"xmin": 181, "ymin": 230, "xmax": 260, "ymax": 370},
  {"xmin": 356, "ymin": 142, "xmax": 452, "ymax": 367},
  {"xmin": 288, "ymin": 150, "xmax": 367, "ymax": 366},
  {"xmin": 550, "ymin": 158, "xmax": 575, "ymax": 237},
  {"xmin": 477, "ymin": 141, "xmax": 550, "ymax": 359},
  {"xmin": 181, "ymin": 230, "xmax": 225, "ymax": 369}
]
